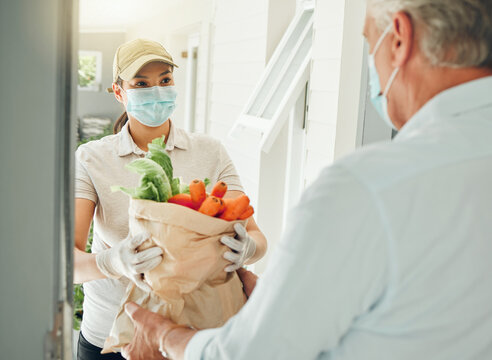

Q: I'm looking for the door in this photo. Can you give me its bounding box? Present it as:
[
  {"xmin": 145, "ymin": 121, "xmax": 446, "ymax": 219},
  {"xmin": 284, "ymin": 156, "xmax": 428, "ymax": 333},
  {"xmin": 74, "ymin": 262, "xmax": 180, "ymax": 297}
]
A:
[
  {"xmin": 0, "ymin": 0, "xmax": 76, "ymax": 358},
  {"xmin": 184, "ymin": 33, "xmax": 200, "ymax": 133}
]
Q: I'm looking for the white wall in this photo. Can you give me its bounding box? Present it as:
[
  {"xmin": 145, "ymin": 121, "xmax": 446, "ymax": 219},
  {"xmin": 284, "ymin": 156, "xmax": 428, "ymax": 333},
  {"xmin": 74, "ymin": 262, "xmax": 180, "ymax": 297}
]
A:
[
  {"xmin": 206, "ymin": 0, "xmax": 270, "ymax": 139},
  {"xmin": 206, "ymin": 0, "xmax": 296, "ymax": 141},
  {"xmin": 124, "ymin": 0, "xmax": 213, "ymax": 129},
  {"xmin": 78, "ymin": 32, "xmax": 126, "ymax": 122}
]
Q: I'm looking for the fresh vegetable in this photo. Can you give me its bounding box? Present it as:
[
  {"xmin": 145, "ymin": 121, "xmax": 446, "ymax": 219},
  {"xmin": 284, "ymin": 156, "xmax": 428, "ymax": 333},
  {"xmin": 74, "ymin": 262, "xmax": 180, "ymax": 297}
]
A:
[
  {"xmin": 217, "ymin": 198, "xmax": 226, "ymax": 216},
  {"xmin": 211, "ymin": 181, "xmax": 227, "ymax": 198},
  {"xmin": 112, "ymin": 135, "xmax": 255, "ymax": 221},
  {"xmin": 219, "ymin": 195, "xmax": 250, "ymax": 221},
  {"xmin": 147, "ymin": 141, "xmax": 173, "ymax": 181},
  {"xmin": 189, "ymin": 179, "xmax": 207, "ymax": 209},
  {"xmin": 238, "ymin": 205, "xmax": 254, "ymax": 220},
  {"xmin": 179, "ymin": 182, "xmax": 190, "ymax": 194},
  {"xmin": 111, "ymin": 158, "xmax": 172, "ymax": 202},
  {"xmin": 168, "ymin": 193, "xmax": 195, "ymax": 209},
  {"xmin": 198, "ymin": 196, "xmax": 222, "ymax": 216},
  {"xmin": 113, "ymin": 136, "xmax": 186, "ymax": 202},
  {"xmin": 171, "ymin": 178, "xmax": 181, "ymax": 196}
]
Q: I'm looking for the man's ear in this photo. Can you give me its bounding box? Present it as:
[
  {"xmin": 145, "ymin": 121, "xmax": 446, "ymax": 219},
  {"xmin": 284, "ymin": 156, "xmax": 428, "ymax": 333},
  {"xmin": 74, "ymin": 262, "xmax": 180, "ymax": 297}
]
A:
[
  {"xmin": 113, "ymin": 82, "xmax": 125, "ymax": 104},
  {"xmin": 391, "ymin": 11, "xmax": 414, "ymax": 68}
]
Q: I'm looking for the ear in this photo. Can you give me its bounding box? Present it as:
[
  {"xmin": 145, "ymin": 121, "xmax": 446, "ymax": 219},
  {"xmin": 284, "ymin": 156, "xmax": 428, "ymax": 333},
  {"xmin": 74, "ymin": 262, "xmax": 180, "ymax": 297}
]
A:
[
  {"xmin": 113, "ymin": 82, "xmax": 125, "ymax": 104},
  {"xmin": 391, "ymin": 11, "xmax": 414, "ymax": 68}
]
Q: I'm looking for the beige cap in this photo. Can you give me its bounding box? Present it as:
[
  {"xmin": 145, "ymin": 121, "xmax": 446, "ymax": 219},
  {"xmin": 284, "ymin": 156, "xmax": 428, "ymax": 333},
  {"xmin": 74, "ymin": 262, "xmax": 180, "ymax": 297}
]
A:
[{"xmin": 107, "ymin": 38, "xmax": 178, "ymax": 92}]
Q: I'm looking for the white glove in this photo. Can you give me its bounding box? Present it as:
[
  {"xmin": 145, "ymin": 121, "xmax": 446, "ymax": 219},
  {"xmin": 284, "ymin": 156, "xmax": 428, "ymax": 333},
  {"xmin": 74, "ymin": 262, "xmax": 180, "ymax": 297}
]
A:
[
  {"xmin": 220, "ymin": 223, "xmax": 256, "ymax": 272},
  {"xmin": 95, "ymin": 232, "xmax": 163, "ymax": 292}
]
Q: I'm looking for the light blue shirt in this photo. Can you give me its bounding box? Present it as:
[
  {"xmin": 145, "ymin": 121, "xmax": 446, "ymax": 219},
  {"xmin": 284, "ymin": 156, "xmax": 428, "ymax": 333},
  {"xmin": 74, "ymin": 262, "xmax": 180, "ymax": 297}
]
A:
[{"xmin": 185, "ymin": 76, "xmax": 492, "ymax": 360}]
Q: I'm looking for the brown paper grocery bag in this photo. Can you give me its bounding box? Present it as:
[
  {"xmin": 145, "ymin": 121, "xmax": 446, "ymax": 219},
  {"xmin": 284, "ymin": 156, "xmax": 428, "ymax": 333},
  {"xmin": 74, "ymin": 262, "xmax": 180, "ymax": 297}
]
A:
[{"xmin": 102, "ymin": 199, "xmax": 247, "ymax": 353}]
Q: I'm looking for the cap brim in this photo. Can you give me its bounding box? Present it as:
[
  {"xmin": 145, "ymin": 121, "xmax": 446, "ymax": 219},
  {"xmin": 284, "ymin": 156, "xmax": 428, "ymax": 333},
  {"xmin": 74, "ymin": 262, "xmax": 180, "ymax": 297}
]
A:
[{"xmin": 119, "ymin": 54, "xmax": 179, "ymax": 82}]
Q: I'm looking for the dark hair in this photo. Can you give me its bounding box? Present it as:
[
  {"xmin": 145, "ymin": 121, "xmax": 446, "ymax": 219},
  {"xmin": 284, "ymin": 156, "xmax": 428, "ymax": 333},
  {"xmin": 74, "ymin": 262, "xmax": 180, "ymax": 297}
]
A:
[
  {"xmin": 113, "ymin": 77, "xmax": 128, "ymax": 134},
  {"xmin": 113, "ymin": 111, "xmax": 129, "ymax": 134}
]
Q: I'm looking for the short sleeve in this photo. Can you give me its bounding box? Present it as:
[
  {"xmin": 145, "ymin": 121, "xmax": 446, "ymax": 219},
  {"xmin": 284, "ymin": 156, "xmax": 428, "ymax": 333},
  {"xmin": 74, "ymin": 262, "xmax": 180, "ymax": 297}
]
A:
[
  {"xmin": 75, "ymin": 147, "xmax": 98, "ymax": 204},
  {"xmin": 217, "ymin": 143, "xmax": 244, "ymax": 192}
]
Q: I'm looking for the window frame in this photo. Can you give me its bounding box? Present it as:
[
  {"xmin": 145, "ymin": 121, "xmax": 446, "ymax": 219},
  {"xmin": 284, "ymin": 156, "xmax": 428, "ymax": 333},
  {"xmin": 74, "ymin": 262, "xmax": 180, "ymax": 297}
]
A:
[
  {"xmin": 77, "ymin": 50, "xmax": 103, "ymax": 92},
  {"xmin": 227, "ymin": 4, "xmax": 314, "ymax": 154}
]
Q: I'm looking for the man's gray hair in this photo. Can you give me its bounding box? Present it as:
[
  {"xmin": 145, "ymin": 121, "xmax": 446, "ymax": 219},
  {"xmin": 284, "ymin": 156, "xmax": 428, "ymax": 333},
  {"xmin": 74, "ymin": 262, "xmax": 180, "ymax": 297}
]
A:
[{"xmin": 367, "ymin": 0, "xmax": 492, "ymax": 69}]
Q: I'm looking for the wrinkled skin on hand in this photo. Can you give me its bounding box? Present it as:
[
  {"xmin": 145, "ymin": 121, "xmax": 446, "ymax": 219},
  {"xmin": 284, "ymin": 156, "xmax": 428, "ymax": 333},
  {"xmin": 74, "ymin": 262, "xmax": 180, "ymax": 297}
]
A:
[
  {"xmin": 121, "ymin": 302, "xmax": 170, "ymax": 360},
  {"xmin": 237, "ymin": 268, "xmax": 258, "ymax": 298},
  {"xmin": 122, "ymin": 269, "xmax": 259, "ymax": 360}
]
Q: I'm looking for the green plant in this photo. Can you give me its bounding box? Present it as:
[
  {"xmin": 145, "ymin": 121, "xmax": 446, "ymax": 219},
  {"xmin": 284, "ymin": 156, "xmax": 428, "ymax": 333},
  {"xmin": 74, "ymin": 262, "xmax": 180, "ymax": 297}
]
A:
[
  {"xmin": 78, "ymin": 124, "xmax": 113, "ymax": 147},
  {"xmin": 78, "ymin": 55, "xmax": 97, "ymax": 88}
]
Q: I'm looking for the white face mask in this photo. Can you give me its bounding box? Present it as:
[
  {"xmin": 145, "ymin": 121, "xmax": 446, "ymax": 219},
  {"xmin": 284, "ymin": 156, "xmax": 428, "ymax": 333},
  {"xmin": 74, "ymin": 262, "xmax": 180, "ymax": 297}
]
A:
[
  {"xmin": 122, "ymin": 85, "xmax": 178, "ymax": 128},
  {"xmin": 367, "ymin": 23, "xmax": 399, "ymax": 130}
]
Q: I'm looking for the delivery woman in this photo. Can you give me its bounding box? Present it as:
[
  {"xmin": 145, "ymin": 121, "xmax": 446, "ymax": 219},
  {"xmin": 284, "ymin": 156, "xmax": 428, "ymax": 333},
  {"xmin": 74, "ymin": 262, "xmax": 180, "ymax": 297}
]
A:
[{"xmin": 74, "ymin": 38, "xmax": 267, "ymax": 360}]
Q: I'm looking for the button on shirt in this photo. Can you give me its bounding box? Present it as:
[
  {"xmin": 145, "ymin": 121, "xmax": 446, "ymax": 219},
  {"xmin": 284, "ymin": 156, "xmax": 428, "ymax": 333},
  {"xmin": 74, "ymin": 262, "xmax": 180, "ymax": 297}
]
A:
[
  {"xmin": 75, "ymin": 122, "xmax": 243, "ymax": 348},
  {"xmin": 185, "ymin": 77, "xmax": 492, "ymax": 360}
]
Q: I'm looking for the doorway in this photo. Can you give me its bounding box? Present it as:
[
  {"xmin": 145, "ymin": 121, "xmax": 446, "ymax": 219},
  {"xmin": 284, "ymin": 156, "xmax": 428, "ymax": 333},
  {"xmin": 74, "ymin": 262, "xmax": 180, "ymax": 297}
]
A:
[{"xmin": 184, "ymin": 33, "xmax": 200, "ymax": 133}]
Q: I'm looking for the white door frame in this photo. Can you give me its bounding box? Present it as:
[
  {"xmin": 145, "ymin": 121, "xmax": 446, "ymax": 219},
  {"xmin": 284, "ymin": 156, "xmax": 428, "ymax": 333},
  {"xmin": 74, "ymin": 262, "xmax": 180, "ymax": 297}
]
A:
[
  {"xmin": 283, "ymin": 81, "xmax": 308, "ymax": 226},
  {"xmin": 333, "ymin": 0, "xmax": 368, "ymax": 159},
  {"xmin": 184, "ymin": 33, "xmax": 200, "ymax": 133}
]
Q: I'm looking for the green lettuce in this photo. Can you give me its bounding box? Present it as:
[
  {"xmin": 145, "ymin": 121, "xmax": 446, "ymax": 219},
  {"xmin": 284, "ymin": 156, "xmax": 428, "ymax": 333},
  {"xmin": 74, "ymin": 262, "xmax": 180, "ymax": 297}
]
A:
[
  {"xmin": 112, "ymin": 158, "xmax": 172, "ymax": 202},
  {"xmin": 179, "ymin": 182, "xmax": 190, "ymax": 194},
  {"xmin": 112, "ymin": 135, "xmax": 192, "ymax": 202},
  {"xmin": 111, "ymin": 181, "xmax": 159, "ymax": 201},
  {"xmin": 147, "ymin": 136, "xmax": 173, "ymax": 181}
]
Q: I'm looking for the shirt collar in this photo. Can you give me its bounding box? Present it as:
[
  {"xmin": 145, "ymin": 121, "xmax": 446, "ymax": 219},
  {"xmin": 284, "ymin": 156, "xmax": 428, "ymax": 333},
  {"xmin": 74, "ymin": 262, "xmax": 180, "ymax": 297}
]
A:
[
  {"xmin": 165, "ymin": 121, "xmax": 189, "ymax": 151},
  {"xmin": 118, "ymin": 120, "xmax": 189, "ymax": 157},
  {"xmin": 396, "ymin": 76, "xmax": 492, "ymax": 141}
]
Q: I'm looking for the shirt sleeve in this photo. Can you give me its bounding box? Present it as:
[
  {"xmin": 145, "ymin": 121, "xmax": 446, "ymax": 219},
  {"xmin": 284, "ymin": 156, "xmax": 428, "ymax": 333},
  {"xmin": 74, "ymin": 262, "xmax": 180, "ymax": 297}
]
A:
[
  {"xmin": 75, "ymin": 147, "xmax": 98, "ymax": 204},
  {"xmin": 216, "ymin": 143, "xmax": 244, "ymax": 193},
  {"xmin": 185, "ymin": 164, "xmax": 389, "ymax": 359}
]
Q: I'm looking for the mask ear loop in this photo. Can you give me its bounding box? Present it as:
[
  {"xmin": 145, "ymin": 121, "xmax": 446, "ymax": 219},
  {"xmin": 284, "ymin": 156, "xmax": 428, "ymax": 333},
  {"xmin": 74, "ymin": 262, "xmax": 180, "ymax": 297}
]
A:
[
  {"xmin": 372, "ymin": 22, "xmax": 399, "ymax": 97},
  {"xmin": 372, "ymin": 23, "xmax": 393, "ymax": 56},
  {"xmin": 383, "ymin": 67, "xmax": 400, "ymax": 97}
]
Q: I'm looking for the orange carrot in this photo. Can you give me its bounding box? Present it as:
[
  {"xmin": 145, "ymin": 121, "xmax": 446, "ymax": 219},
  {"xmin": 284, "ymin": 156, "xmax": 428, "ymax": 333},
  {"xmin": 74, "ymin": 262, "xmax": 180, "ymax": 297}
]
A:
[
  {"xmin": 189, "ymin": 179, "xmax": 206, "ymax": 209},
  {"xmin": 216, "ymin": 198, "xmax": 229, "ymax": 217},
  {"xmin": 168, "ymin": 193, "xmax": 195, "ymax": 209},
  {"xmin": 219, "ymin": 195, "xmax": 250, "ymax": 221},
  {"xmin": 211, "ymin": 181, "xmax": 228, "ymax": 198},
  {"xmin": 198, "ymin": 196, "xmax": 222, "ymax": 217},
  {"xmin": 238, "ymin": 205, "xmax": 254, "ymax": 220}
]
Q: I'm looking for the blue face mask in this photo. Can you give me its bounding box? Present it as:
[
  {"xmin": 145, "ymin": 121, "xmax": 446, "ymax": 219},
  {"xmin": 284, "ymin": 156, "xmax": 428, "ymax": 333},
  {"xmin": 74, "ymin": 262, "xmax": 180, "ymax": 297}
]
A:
[
  {"xmin": 368, "ymin": 24, "xmax": 399, "ymax": 130},
  {"xmin": 124, "ymin": 86, "xmax": 177, "ymax": 127}
]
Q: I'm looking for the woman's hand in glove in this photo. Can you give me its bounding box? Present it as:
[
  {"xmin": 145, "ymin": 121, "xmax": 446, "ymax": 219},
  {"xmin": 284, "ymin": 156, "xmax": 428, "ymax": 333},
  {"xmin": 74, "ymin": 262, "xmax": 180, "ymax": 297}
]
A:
[
  {"xmin": 220, "ymin": 223, "xmax": 256, "ymax": 272},
  {"xmin": 95, "ymin": 232, "xmax": 163, "ymax": 291}
]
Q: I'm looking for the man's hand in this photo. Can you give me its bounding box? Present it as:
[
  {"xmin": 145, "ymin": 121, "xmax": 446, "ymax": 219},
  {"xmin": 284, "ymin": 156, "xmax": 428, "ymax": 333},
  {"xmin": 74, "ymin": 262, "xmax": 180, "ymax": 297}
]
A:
[
  {"xmin": 237, "ymin": 268, "xmax": 258, "ymax": 298},
  {"xmin": 121, "ymin": 302, "xmax": 169, "ymax": 360},
  {"xmin": 122, "ymin": 302, "xmax": 196, "ymax": 360}
]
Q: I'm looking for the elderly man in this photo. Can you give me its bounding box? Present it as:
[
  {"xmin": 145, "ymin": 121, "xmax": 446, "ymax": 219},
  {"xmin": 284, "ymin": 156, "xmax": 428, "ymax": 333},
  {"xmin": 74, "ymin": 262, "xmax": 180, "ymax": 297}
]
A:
[{"xmin": 121, "ymin": 0, "xmax": 492, "ymax": 359}]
